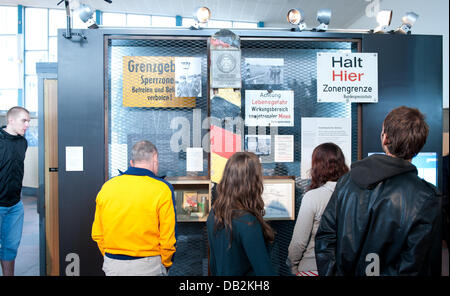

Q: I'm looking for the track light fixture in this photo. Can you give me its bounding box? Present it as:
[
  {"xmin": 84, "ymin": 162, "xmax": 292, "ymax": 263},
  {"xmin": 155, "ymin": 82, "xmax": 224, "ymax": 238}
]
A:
[
  {"xmin": 287, "ymin": 9, "xmax": 306, "ymax": 31},
  {"xmin": 313, "ymin": 9, "xmax": 331, "ymax": 31},
  {"xmin": 57, "ymin": 0, "xmax": 86, "ymax": 39},
  {"xmin": 191, "ymin": 6, "xmax": 211, "ymax": 29},
  {"xmin": 373, "ymin": 10, "xmax": 392, "ymax": 33},
  {"xmin": 77, "ymin": 3, "xmax": 98, "ymax": 29},
  {"xmin": 393, "ymin": 12, "xmax": 419, "ymax": 34}
]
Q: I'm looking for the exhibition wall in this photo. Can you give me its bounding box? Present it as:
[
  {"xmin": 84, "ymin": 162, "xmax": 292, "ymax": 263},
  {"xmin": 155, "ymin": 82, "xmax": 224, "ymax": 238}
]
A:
[{"xmin": 55, "ymin": 28, "xmax": 442, "ymax": 275}]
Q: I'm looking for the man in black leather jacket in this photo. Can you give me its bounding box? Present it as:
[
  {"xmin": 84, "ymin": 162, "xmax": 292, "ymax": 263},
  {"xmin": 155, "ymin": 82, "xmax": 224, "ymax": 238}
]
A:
[{"xmin": 315, "ymin": 106, "xmax": 441, "ymax": 276}]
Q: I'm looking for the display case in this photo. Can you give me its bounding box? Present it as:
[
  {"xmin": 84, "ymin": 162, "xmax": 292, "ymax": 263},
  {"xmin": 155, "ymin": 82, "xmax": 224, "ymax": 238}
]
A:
[
  {"xmin": 167, "ymin": 178, "xmax": 212, "ymax": 222},
  {"xmin": 101, "ymin": 33, "xmax": 360, "ymax": 275}
]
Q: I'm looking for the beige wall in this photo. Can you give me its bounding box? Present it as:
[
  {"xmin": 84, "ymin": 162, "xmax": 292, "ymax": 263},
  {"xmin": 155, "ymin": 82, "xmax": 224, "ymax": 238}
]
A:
[{"xmin": 444, "ymin": 133, "xmax": 449, "ymax": 156}]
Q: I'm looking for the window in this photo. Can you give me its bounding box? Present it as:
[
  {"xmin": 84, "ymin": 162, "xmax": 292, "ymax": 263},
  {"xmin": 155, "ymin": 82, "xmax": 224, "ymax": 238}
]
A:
[
  {"xmin": 0, "ymin": 5, "xmax": 17, "ymax": 34},
  {"xmin": 25, "ymin": 8, "xmax": 48, "ymax": 50},
  {"xmin": 22, "ymin": 7, "xmax": 67, "ymax": 112},
  {"xmin": 0, "ymin": 89, "xmax": 18, "ymax": 110},
  {"xmin": 0, "ymin": 6, "xmax": 19, "ymax": 110},
  {"xmin": 102, "ymin": 12, "xmax": 126, "ymax": 27},
  {"xmin": 48, "ymin": 9, "xmax": 65, "ymax": 62},
  {"xmin": 126, "ymin": 14, "xmax": 151, "ymax": 27},
  {"xmin": 24, "ymin": 7, "xmax": 49, "ymax": 112},
  {"xmin": 182, "ymin": 17, "xmax": 196, "ymax": 28},
  {"xmin": 182, "ymin": 18, "xmax": 207, "ymax": 28},
  {"xmin": 233, "ymin": 22, "xmax": 258, "ymax": 28},
  {"xmin": 152, "ymin": 16, "xmax": 176, "ymax": 27},
  {"xmin": 208, "ymin": 20, "xmax": 232, "ymax": 28}
]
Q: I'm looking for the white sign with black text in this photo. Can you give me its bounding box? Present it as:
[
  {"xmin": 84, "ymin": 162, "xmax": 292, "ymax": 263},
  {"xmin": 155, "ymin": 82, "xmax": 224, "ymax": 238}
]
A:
[
  {"xmin": 245, "ymin": 90, "xmax": 294, "ymax": 127},
  {"xmin": 317, "ymin": 52, "xmax": 378, "ymax": 103}
]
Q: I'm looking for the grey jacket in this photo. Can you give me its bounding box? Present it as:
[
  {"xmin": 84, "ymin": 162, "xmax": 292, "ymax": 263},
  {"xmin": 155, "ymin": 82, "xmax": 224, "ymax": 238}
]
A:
[{"xmin": 288, "ymin": 181, "xmax": 336, "ymax": 274}]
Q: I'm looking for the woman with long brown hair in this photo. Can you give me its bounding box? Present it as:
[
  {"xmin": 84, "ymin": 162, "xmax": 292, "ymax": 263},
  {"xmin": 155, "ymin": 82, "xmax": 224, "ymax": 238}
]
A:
[
  {"xmin": 206, "ymin": 152, "xmax": 276, "ymax": 275},
  {"xmin": 288, "ymin": 142, "xmax": 348, "ymax": 276}
]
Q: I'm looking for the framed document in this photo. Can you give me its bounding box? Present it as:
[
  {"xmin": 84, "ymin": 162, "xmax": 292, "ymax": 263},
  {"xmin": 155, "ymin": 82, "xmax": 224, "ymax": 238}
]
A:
[{"xmin": 262, "ymin": 178, "xmax": 295, "ymax": 220}]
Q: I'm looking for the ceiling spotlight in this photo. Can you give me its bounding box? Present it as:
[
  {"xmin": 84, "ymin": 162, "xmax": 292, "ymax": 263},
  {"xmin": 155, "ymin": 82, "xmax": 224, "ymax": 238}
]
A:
[
  {"xmin": 190, "ymin": 6, "xmax": 211, "ymax": 29},
  {"xmin": 313, "ymin": 9, "xmax": 331, "ymax": 31},
  {"xmin": 373, "ymin": 10, "xmax": 392, "ymax": 33},
  {"xmin": 287, "ymin": 9, "xmax": 306, "ymax": 31},
  {"xmin": 77, "ymin": 3, "xmax": 98, "ymax": 29},
  {"xmin": 394, "ymin": 12, "xmax": 419, "ymax": 34},
  {"xmin": 58, "ymin": 0, "xmax": 86, "ymax": 39}
]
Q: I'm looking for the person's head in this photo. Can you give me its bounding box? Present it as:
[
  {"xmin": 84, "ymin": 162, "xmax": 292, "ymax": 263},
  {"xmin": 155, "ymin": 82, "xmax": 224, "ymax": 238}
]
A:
[
  {"xmin": 381, "ymin": 106, "xmax": 429, "ymax": 161},
  {"xmin": 214, "ymin": 152, "xmax": 274, "ymax": 244},
  {"xmin": 5, "ymin": 106, "xmax": 30, "ymax": 136},
  {"xmin": 309, "ymin": 143, "xmax": 349, "ymax": 190},
  {"xmin": 130, "ymin": 140, "xmax": 158, "ymax": 174}
]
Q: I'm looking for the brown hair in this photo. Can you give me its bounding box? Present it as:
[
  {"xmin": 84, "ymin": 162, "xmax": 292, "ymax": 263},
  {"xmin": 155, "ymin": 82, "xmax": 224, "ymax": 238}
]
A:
[
  {"xmin": 382, "ymin": 106, "xmax": 429, "ymax": 160},
  {"xmin": 6, "ymin": 106, "xmax": 29, "ymax": 121},
  {"xmin": 213, "ymin": 152, "xmax": 275, "ymax": 245},
  {"xmin": 309, "ymin": 142, "xmax": 349, "ymax": 190}
]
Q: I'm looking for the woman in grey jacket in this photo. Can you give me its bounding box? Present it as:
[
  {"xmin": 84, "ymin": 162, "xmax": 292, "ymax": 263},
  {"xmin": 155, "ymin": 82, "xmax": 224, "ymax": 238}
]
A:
[{"xmin": 288, "ymin": 143, "xmax": 348, "ymax": 276}]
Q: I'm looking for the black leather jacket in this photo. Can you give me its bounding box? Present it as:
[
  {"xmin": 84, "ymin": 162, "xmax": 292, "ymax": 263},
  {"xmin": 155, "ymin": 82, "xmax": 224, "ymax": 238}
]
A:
[{"xmin": 315, "ymin": 154, "xmax": 441, "ymax": 276}]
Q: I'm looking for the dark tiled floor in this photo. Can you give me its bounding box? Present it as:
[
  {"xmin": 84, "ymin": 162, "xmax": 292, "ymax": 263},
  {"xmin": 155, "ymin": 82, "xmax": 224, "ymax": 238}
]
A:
[{"xmin": 1, "ymin": 195, "xmax": 448, "ymax": 276}]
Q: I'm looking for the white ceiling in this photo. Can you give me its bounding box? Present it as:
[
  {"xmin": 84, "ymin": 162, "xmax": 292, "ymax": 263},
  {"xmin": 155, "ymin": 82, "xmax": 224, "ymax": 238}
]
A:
[{"xmin": 0, "ymin": 0, "xmax": 371, "ymax": 28}]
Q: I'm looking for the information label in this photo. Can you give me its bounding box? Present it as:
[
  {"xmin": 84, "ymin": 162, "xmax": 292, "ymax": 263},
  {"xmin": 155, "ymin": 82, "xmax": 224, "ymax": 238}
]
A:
[
  {"xmin": 245, "ymin": 90, "xmax": 294, "ymax": 126},
  {"xmin": 317, "ymin": 52, "xmax": 378, "ymax": 103}
]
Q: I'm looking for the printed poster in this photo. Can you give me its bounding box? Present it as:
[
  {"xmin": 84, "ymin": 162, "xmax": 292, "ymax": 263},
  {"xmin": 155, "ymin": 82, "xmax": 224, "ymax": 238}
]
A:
[
  {"xmin": 316, "ymin": 52, "xmax": 378, "ymax": 103},
  {"xmin": 245, "ymin": 90, "xmax": 294, "ymax": 126},
  {"xmin": 244, "ymin": 58, "xmax": 284, "ymax": 85},
  {"xmin": 122, "ymin": 56, "xmax": 197, "ymax": 108},
  {"xmin": 175, "ymin": 57, "xmax": 202, "ymax": 98},
  {"xmin": 274, "ymin": 135, "xmax": 294, "ymax": 162}
]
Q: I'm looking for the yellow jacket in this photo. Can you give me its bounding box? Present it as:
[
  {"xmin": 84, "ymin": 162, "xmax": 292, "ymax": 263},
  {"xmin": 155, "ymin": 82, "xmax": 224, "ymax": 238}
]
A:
[{"xmin": 91, "ymin": 167, "xmax": 176, "ymax": 267}]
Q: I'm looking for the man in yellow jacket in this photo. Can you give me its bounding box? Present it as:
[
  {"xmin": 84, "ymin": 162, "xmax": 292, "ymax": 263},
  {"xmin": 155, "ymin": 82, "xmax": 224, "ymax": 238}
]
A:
[{"xmin": 92, "ymin": 140, "xmax": 176, "ymax": 276}]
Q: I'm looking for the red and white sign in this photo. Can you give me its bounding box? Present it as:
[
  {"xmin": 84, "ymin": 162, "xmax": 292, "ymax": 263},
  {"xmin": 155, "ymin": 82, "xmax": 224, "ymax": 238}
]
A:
[{"xmin": 317, "ymin": 52, "xmax": 378, "ymax": 103}]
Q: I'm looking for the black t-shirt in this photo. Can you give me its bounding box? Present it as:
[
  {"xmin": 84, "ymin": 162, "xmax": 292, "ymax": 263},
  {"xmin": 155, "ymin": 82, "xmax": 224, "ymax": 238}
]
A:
[{"xmin": 0, "ymin": 126, "xmax": 28, "ymax": 207}]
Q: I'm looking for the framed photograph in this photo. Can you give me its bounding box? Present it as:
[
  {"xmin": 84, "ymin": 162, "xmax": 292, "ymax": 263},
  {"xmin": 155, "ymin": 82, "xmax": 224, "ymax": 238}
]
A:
[
  {"xmin": 183, "ymin": 191, "xmax": 198, "ymax": 211},
  {"xmin": 175, "ymin": 57, "xmax": 202, "ymax": 98},
  {"xmin": 245, "ymin": 135, "xmax": 271, "ymax": 157},
  {"xmin": 244, "ymin": 58, "xmax": 284, "ymax": 85},
  {"xmin": 262, "ymin": 178, "xmax": 295, "ymax": 220}
]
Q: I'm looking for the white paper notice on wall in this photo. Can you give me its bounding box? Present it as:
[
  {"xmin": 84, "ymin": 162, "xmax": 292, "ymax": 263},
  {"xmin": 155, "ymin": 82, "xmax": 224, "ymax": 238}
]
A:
[
  {"xmin": 245, "ymin": 90, "xmax": 294, "ymax": 126},
  {"xmin": 186, "ymin": 147, "xmax": 203, "ymax": 172},
  {"xmin": 65, "ymin": 146, "xmax": 83, "ymax": 172},
  {"xmin": 317, "ymin": 52, "xmax": 378, "ymax": 103},
  {"xmin": 274, "ymin": 135, "xmax": 294, "ymax": 162},
  {"xmin": 301, "ymin": 117, "xmax": 351, "ymax": 179}
]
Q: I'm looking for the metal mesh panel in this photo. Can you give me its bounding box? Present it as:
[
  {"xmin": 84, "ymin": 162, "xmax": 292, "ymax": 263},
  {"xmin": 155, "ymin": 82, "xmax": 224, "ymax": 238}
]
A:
[
  {"xmin": 108, "ymin": 38, "xmax": 209, "ymax": 179},
  {"xmin": 107, "ymin": 37, "xmax": 210, "ymax": 276},
  {"xmin": 107, "ymin": 36, "xmax": 359, "ymax": 276},
  {"xmin": 240, "ymin": 39, "xmax": 358, "ymax": 276}
]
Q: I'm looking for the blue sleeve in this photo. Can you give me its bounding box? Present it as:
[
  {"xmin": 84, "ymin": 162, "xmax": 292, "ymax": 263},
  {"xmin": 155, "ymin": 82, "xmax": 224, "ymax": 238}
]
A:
[{"xmin": 168, "ymin": 184, "xmax": 178, "ymax": 240}]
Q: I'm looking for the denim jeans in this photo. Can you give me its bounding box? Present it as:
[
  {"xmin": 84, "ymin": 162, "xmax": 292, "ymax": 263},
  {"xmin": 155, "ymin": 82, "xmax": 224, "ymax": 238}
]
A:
[{"xmin": 0, "ymin": 201, "xmax": 24, "ymax": 261}]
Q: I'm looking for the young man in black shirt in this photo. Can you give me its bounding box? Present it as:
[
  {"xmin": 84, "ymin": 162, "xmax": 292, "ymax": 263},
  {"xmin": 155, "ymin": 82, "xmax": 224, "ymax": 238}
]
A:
[{"xmin": 0, "ymin": 106, "xmax": 30, "ymax": 276}]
